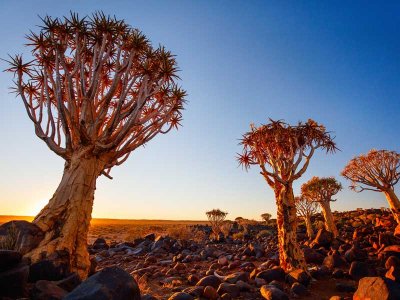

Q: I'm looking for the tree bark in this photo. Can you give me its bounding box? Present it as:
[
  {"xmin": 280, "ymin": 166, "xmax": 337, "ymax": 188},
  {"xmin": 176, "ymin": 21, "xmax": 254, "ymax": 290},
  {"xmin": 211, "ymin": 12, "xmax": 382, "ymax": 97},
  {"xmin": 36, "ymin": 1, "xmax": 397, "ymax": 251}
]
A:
[
  {"xmin": 304, "ymin": 215, "xmax": 314, "ymax": 239},
  {"xmin": 275, "ymin": 184, "xmax": 307, "ymax": 271},
  {"xmin": 384, "ymin": 189, "xmax": 400, "ymax": 224},
  {"xmin": 320, "ymin": 201, "xmax": 338, "ymax": 237},
  {"xmin": 25, "ymin": 154, "xmax": 104, "ymax": 279}
]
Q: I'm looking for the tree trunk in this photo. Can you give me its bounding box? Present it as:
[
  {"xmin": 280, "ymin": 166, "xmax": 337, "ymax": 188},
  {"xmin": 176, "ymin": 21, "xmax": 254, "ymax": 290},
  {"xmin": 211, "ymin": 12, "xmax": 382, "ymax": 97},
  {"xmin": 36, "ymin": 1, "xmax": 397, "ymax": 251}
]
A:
[
  {"xmin": 275, "ymin": 184, "xmax": 307, "ymax": 272},
  {"xmin": 384, "ymin": 189, "xmax": 400, "ymax": 224},
  {"xmin": 304, "ymin": 215, "xmax": 314, "ymax": 239},
  {"xmin": 25, "ymin": 154, "xmax": 103, "ymax": 279},
  {"xmin": 320, "ymin": 201, "xmax": 338, "ymax": 237}
]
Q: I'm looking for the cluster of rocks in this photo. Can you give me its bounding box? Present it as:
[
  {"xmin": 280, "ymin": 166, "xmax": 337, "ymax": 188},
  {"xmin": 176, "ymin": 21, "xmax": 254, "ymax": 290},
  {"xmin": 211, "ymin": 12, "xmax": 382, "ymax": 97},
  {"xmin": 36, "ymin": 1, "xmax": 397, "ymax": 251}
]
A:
[{"xmin": 1, "ymin": 208, "xmax": 400, "ymax": 299}]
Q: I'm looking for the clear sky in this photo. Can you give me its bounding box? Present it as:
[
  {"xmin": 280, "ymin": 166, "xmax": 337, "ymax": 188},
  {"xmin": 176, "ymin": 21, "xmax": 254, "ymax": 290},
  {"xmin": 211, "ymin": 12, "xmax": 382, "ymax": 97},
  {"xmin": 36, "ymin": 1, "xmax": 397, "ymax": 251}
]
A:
[{"xmin": 0, "ymin": 1, "xmax": 399, "ymax": 220}]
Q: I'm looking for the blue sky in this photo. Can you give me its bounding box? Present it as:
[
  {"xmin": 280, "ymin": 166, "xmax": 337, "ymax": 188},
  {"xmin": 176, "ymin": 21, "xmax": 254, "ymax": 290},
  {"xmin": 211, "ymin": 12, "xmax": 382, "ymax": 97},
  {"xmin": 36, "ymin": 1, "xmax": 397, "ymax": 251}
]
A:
[{"xmin": 0, "ymin": 1, "xmax": 399, "ymax": 220}]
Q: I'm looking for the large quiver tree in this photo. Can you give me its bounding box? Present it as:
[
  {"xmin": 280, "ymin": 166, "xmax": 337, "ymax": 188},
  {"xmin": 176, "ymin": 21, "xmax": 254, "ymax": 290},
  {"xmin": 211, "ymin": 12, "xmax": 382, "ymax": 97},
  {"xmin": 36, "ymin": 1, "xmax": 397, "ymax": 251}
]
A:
[
  {"xmin": 6, "ymin": 13, "xmax": 186, "ymax": 278},
  {"xmin": 341, "ymin": 149, "xmax": 400, "ymax": 224},
  {"xmin": 237, "ymin": 119, "xmax": 336, "ymax": 271},
  {"xmin": 301, "ymin": 177, "xmax": 341, "ymax": 237}
]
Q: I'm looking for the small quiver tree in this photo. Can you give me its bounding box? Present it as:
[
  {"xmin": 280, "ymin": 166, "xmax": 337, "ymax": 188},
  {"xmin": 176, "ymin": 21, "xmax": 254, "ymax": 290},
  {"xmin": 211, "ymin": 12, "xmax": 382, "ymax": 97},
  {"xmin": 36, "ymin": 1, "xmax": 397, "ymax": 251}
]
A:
[
  {"xmin": 301, "ymin": 177, "xmax": 341, "ymax": 237},
  {"xmin": 206, "ymin": 209, "xmax": 228, "ymax": 240},
  {"xmin": 261, "ymin": 213, "xmax": 272, "ymax": 224},
  {"xmin": 237, "ymin": 119, "xmax": 336, "ymax": 271},
  {"xmin": 5, "ymin": 13, "xmax": 186, "ymax": 278},
  {"xmin": 342, "ymin": 149, "xmax": 400, "ymax": 224},
  {"xmin": 295, "ymin": 196, "xmax": 319, "ymax": 239}
]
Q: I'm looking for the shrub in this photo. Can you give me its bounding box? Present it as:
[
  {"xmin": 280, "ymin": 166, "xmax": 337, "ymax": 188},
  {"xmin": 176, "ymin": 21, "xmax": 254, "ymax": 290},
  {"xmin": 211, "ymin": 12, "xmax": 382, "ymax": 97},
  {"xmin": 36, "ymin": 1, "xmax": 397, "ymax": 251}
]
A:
[{"xmin": 0, "ymin": 222, "xmax": 18, "ymax": 250}]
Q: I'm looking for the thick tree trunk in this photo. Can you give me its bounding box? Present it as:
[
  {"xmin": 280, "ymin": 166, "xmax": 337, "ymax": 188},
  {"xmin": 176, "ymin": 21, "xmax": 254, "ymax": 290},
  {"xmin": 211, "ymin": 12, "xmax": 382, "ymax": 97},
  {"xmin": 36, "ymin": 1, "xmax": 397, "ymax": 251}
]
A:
[
  {"xmin": 384, "ymin": 189, "xmax": 400, "ymax": 224},
  {"xmin": 304, "ymin": 215, "xmax": 314, "ymax": 239},
  {"xmin": 275, "ymin": 184, "xmax": 307, "ymax": 272},
  {"xmin": 25, "ymin": 154, "xmax": 103, "ymax": 279},
  {"xmin": 320, "ymin": 201, "xmax": 338, "ymax": 237}
]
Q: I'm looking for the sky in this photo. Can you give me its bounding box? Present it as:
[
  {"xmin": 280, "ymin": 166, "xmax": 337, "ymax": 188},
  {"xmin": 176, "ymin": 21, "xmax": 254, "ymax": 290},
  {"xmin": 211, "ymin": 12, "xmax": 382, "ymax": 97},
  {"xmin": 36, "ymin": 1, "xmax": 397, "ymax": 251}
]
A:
[{"xmin": 0, "ymin": 1, "xmax": 399, "ymax": 220}]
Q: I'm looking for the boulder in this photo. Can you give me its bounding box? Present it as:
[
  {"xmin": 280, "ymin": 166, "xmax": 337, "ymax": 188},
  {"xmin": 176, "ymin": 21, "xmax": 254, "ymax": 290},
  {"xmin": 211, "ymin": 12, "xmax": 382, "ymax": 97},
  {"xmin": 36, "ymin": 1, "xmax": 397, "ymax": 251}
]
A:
[
  {"xmin": 290, "ymin": 282, "xmax": 308, "ymax": 296},
  {"xmin": 64, "ymin": 266, "xmax": 140, "ymax": 300},
  {"xmin": 203, "ymin": 285, "xmax": 219, "ymax": 299},
  {"xmin": 92, "ymin": 238, "xmax": 109, "ymax": 250},
  {"xmin": 29, "ymin": 251, "xmax": 71, "ymax": 282},
  {"xmin": 310, "ymin": 229, "xmax": 333, "ymax": 248},
  {"xmin": 0, "ymin": 220, "xmax": 44, "ymax": 254},
  {"xmin": 217, "ymin": 283, "xmax": 240, "ymax": 297},
  {"xmin": 0, "ymin": 263, "xmax": 29, "ymax": 298},
  {"xmin": 349, "ymin": 261, "xmax": 371, "ymax": 281},
  {"xmin": 167, "ymin": 292, "xmax": 194, "ymax": 300},
  {"xmin": 31, "ymin": 280, "xmax": 68, "ymax": 300},
  {"xmin": 196, "ymin": 275, "xmax": 222, "ymax": 289},
  {"xmin": 255, "ymin": 267, "xmax": 285, "ymax": 283},
  {"xmin": 323, "ymin": 252, "xmax": 346, "ymax": 270},
  {"xmin": 303, "ymin": 247, "xmax": 325, "ymax": 264},
  {"xmin": 260, "ymin": 285, "xmax": 289, "ymax": 300},
  {"xmin": 353, "ymin": 277, "xmax": 400, "ymax": 300},
  {"xmin": 287, "ymin": 269, "xmax": 311, "ymax": 286},
  {"xmin": 0, "ymin": 249, "xmax": 22, "ymax": 271}
]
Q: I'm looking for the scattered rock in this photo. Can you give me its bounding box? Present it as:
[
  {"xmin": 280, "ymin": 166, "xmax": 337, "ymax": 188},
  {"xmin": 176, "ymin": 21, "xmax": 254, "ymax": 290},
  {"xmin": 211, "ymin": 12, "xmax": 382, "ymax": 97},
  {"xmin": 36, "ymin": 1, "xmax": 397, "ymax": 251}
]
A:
[
  {"xmin": 260, "ymin": 285, "xmax": 289, "ymax": 300},
  {"xmin": 353, "ymin": 276, "xmax": 400, "ymax": 300},
  {"xmin": 64, "ymin": 266, "xmax": 140, "ymax": 300}
]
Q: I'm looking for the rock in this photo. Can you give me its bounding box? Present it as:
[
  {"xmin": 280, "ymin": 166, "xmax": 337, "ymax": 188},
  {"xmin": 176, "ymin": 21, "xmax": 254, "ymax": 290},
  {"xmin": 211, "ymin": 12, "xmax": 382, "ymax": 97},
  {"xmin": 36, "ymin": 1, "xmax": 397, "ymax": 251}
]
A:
[
  {"xmin": 31, "ymin": 280, "xmax": 68, "ymax": 300},
  {"xmin": 303, "ymin": 247, "xmax": 324, "ymax": 264},
  {"xmin": 196, "ymin": 275, "xmax": 222, "ymax": 289},
  {"xmin": 385, "ymin": 256, "xmax": 400, "ymax": 269},
  {"xmin": 332, "ymin": 268, "xmax": 344, "ymax": 279},
  {"xmin": 344, "ymin": 245, "xmax": 367, "ymax": 262},
  {"xmin": 349, "ymin": 261, "xmax": 370, "ymax": 281},
  {"xmin": 329, "ymin": 296, "xmax": 343, "ymax": 300},
  {"xmin": 0, "ymin": 263, "xmax": 29, "ymax": 298},
  {"xmin": 221, "ymin": 293, "xmax": 232, "ymax": 300},
  {"xmin": 323, "ymin": 252, "xmax": 346, "ymax": 270},
  {"xmin": 29, "ymin": 252, "xmax": 70, "ymax": 282},
  {"xmin": 353, "ymin": 277, "xmax": 400, "ymax": 300},
  {"xmin": 386, "ymin": 265, "xmax": 400, "ymax": 282},
  {"xmin": 0, "ymin": 221, "xmax": 44, "ymax": 255},
  {"xmin": 187, "ymin": 274, "xmax": 199, "ymax": 285},
  {"xmin": 224, "ymin": 272, "xmax": 248, "ymax": 284},
  {"xmin": 287, "ymin": 269, "xmax": 311, "ymax": 286},
  {"xmin": 203, "ymin": 285, "xmax": 219, "ymax": 299},
  {"xmin": 167, "ymin": 292, "xmax": 194, "ymax": 300},
  {"xmin": 218, "ymin": 256, "xmax": 228, "ymax": 266},
  {"xmin": 64, "ymin": 266, "xmax": 140, "ymax": 300},
  {"xmin": 290, "ymin": 282, "xmax": 308, "ymax": 296},
  {"xmin": 182, "ymin": 286, "xmax": 203, "ymax": 297},
  {"xmin": 217, "ymin": 283, "xmax": 240, "ymax": 297},
  {"xmin": 260, "ymin": 285, "xmax": 289, "ymax": 300},
  {"xmin": 142, "ymin": 295, "xmax": 159, "ymax": 300},
  {"xmin": 0, "ymin": 250, "xmax": 22, "ymax": 271},
  {"xmin": 55, "ymin": 272, "xmax": 81, "ymax": 292},
  {"xmin": 335, "ymin": 282, "xmax": 356, "ymax": 293},
  {"xmin": 144, "ymin": 233, "xmax": 156, "ymax": 241},
  {"xmin": 311, "ymin": 229, "xmax": 333, "ymax": 248},
  {"xmin": 92, "ymin": 238, "xmax": 109, "ymax": 250},
  {"xmin": 256, "ymin": 267, "xmax": 286, "ymax": 283}
]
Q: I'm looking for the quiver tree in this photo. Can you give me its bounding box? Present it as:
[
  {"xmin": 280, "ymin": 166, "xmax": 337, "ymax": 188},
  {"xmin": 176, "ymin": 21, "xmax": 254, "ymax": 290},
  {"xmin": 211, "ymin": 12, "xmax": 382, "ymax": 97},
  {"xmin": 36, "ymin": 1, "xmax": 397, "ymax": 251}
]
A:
[
  {"xmin": 261, "ymin": 213, "xmax": 272, "ymax": 224},
  {"xmin": 295, "ymin": 196, "xmax": 319, "ymax": 238},
  {"xmin": 206, "ymin": 209, "xmax": 228, "ymax": 239},
  {"xmin": 237, "ymin": 119, "xmax": 336, "ymax": 271},
  {"xmin": 301, "ymin": 177, "xmax": 341, "ymax": 237},
  {"xmin": 5, "ymin": 13, "xmax": 186, "ymax": 278},
  {"xmin": 342, "ymin": 149, "xmax": 400, "ymax": 224}
]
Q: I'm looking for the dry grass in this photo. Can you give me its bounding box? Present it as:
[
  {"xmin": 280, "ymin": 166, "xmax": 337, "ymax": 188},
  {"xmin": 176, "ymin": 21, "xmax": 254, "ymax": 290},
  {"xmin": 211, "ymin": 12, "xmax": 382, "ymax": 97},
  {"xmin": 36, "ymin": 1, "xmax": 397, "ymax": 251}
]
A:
[{"xmin": 0, "ymin": 222, "xmax": 18, "ymax": 250}]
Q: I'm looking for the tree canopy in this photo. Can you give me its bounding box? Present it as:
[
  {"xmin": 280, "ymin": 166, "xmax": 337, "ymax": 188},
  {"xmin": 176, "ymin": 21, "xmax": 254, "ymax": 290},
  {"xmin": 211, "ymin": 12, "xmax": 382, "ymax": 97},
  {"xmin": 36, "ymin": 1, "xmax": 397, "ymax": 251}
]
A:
[{"xmin": 5, "ymin": 12, "xmax": 186, "ymax": 178}]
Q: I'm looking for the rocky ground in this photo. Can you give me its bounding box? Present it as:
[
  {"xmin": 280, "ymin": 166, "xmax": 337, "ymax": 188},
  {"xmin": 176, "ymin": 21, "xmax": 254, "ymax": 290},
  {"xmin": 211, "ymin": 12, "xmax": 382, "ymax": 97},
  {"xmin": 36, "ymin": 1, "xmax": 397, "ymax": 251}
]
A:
[{"xmin": 1, "ymin": 209, "xmax": 400, "ymax": 299}]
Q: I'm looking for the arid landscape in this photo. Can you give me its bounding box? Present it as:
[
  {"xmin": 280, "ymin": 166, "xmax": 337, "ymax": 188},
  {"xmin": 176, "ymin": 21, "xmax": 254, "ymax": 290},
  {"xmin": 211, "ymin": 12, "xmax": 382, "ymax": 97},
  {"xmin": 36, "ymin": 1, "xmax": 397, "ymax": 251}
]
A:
[{"xmin": 0, "ymin": 2, "xmax": 399, "ymax": 300}]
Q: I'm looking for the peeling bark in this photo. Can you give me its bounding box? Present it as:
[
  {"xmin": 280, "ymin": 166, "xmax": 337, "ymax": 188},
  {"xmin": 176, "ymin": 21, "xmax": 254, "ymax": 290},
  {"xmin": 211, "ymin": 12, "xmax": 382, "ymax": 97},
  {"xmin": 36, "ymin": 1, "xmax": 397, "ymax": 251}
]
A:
[
  {"xmin": 26, "ymin": 154, "xmax": 104, "ymax": 279},
  {"xmin": 276, "ymin": 184, "xmax": 307, "ymax": 272},
  {"xmin": 384, "ymin": 189, "xmax": 400, "ymax": 224},
  {"xmin": 320, "ymin": 201, "xmax": 338, "ymax": 237}
]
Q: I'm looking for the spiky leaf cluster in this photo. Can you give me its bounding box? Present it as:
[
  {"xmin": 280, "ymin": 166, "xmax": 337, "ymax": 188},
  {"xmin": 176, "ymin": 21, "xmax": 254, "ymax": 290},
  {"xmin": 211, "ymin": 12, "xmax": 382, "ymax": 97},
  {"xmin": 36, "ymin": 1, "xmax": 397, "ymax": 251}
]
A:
[
  {"xmin": 237, "ymin": 119, "xmax": 336, "ymax": 185},
  {"xmin": 301, "ymin": 176, "xmax": 342, "ymax": 203},
  {"xmin": 341, "ymin": 149, "xmax": 400, "ymax": 192},
  {"xmin": 6, "ymin": 12, "xmax": 186, "ymax": 176}
]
